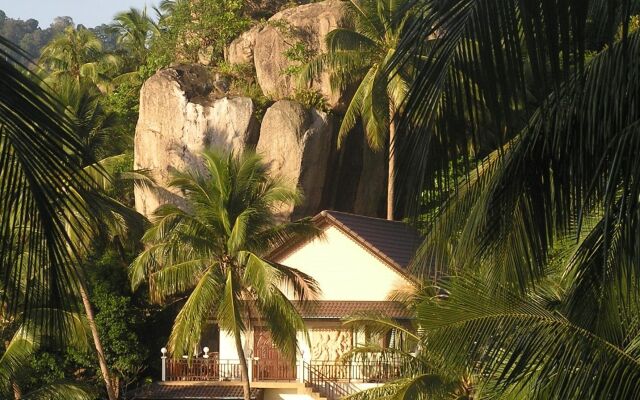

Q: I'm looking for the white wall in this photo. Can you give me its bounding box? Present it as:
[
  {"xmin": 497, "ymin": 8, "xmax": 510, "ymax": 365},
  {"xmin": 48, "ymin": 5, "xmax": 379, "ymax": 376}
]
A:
[
  {"xmin": 219, "ymin": 329, "xmax": 253, "ymax": 359},
  {"xmin": 278, "ymin": 226, "xmax": 412, "ymax": 301}
]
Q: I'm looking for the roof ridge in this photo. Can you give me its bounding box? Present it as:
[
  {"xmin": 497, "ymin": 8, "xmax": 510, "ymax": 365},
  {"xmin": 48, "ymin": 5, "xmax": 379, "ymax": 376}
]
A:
[
  {"xmin": 320, "ymin": 211, "xmax": 404, "ymax": 270},
  {"xmin": 320, "ymin": 209, "xmax": 417, "ymax": 226}
]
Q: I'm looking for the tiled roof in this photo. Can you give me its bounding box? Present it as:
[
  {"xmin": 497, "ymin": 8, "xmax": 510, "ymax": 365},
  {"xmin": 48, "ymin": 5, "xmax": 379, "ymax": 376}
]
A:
[
  {"xmin": 128, "ymin": 383, "xmax": 262, "ymax": 399},
  {"xmin": 294, "ymin": 300, "xmax": 412, "ymax": 319},
  {"xmin": 318, "ymin": 210, "xmax": 423, "ymax": 269}
]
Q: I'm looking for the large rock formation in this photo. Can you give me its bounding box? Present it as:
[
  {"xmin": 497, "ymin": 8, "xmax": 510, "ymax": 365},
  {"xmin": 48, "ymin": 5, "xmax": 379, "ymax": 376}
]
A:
[
  {"xmin": 134, "ymin": 64, "xmax": 385, "ymax": 220},
  {"xmin": 227, "ymin": 0, "xmax": 349, "ymax": 109},
  {"xmin": 257, "ymin": 100, "xmax": 334, "ymax": 220},
  {"xmin": 134, "ymin": 65, "xmax": 259, "ymax": 218}
]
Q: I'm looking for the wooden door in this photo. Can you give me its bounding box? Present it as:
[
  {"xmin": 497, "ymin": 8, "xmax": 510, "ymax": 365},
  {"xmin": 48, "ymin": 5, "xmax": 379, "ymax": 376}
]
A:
[{"xmin": 253, "ymin": 328, "xmax": 296, "ymax": 381}]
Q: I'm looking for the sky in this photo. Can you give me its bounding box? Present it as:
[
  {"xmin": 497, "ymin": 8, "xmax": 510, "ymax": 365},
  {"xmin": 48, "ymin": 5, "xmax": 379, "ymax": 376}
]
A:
[{"xmin": 0, "ymin": 0, "xmax": 159, "ymax": 28}]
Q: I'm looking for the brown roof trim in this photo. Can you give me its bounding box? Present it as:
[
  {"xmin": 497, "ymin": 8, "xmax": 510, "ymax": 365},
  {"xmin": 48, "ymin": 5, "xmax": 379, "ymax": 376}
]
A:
[
  {"xmin": 294, "ymin": 300, "xmax": 412, "ymax": 319},
  {"xmin": 268, "ymin": 211, "xmax": 418, "ymax": 282},
  {"xmin": 129, "ymin": 383, "xmax": 262, "ymax": 399}
]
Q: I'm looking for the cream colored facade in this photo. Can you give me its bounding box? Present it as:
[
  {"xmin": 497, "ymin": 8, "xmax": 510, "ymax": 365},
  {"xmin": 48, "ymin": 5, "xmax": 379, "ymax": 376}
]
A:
[
  {"xmin": 278, "ymin": 225, "xmax": 413, "ymax": 301},
  {"xmin": 217, "ymin": 224, "xmax": 414, "ymax": 363}
]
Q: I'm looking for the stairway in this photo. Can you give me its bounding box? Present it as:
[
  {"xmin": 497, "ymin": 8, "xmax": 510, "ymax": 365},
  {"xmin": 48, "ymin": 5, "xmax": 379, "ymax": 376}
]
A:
[
  {"xmin": 301, "ymin": 383, "xmax": 328, "ymax": 400},
  {"xmin": 302, "ymin": 362, "xmax": 361, "ymax": 400}
]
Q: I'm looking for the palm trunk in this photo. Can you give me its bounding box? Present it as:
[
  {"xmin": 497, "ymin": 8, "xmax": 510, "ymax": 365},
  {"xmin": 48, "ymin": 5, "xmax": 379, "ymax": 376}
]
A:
[
  {"xmin": 78, "ymin": 282, "xmax": 118, "ymax": 400},
  {"xmin": 12, "ymin": 380, "xmax": 21, "ymax": 400},
  {"xmin": 233, "ymin": 329, "xmax": 251, "ymax": 400},
  {"xmin": 387, "ymin": 105, "xmax": 396, "ymax": 221}
]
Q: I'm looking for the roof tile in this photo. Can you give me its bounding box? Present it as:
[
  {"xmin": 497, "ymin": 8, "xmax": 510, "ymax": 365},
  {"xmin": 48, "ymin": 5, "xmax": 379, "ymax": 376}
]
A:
[
  {"xmin": 293, "ymin": 300, "xmax": 411, "ymax": 319},
  {"xmin": 129, "ymin": 384, "xmax": 262, "ymax": 399},
  {"xmin": 320, "ymin": 210, "xmax": 423, "ymax": 269}
]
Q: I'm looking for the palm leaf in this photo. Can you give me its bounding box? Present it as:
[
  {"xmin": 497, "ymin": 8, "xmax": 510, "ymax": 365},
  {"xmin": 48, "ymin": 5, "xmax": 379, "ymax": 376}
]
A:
[
  {"xmin": 0, "ymin": 36, "xmax": 102, "ymax": 339},
  {"xmin": 419, "ymin": 276, "xmax": 640, "ymax": 399}
]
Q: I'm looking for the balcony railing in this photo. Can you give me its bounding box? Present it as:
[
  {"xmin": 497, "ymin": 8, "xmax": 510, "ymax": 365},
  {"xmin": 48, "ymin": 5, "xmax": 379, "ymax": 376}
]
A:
[
  {"xmin": 165, "ymin": 354, "xmax": 243, "ymax": 381},
  {"xmin": 162, "ymin": 353, "xmax": 402, "ymax": 384},
  {"xmin": 309, "ymin": 360, "xmax": 402, "ymax": 383}
]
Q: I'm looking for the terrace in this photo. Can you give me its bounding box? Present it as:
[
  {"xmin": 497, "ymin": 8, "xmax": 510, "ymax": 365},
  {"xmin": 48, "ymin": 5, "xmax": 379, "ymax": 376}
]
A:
[{"xmin": 160, "ymin": 350, "xmax": 404, "ymax": 399}]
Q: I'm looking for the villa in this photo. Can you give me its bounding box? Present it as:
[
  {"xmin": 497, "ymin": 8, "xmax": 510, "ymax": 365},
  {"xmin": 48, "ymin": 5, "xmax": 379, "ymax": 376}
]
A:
[{"xmin": 131, "ymin": 210, "xmax": 424, "ymax": 400}]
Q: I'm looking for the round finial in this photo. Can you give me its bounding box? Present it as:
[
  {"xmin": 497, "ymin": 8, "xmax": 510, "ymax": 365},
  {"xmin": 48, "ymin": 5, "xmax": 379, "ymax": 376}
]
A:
[
  {"xmin": 161, "ymin": 347, "xmax": 167, "ymax": 355},
  {"xmin": 203, "ymin": 346, "xmax": 209, "ymax": 354}
]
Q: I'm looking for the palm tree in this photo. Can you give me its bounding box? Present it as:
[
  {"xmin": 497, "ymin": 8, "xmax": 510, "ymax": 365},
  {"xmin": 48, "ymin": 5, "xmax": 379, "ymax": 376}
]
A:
[
  {"xmin": 0, "ymin": 33, "xmax": 98, "ymax": 372},
  {"xmin": 1, "ymin": 307, "xmax": 93, "ymax": 399},
  {"xmin": 50, "ymin": 78, "xmax": 145, "ymax": 400},
  {"xmin": 1, "ymin": 332, "xmax": 93, "ymax": 400},
  {"xmin": 337, "ymin": 286, "xmax": 477, "ymax": 400},
  {"xmin": 130, "ymin": 150, "xmax": 321, "ymax": 400},
  {"xmin": 361, "ymin": 0, "xmax": 640, "ymax": 398},
  {"xmin": 110, "ymin": 8, "xmax": 159, "ymax": 68},
  {"xmin": 39, "ymin": 26, "xmax": 118, "ymax": 87},
  {"xmin": 52, "ymin": 78, "xmax": 118, "ymax": 164},
  {"xmin": 301, "ymin": 0, "xmax": 413, "ymax": 220},
  {"xmin": 1, "ymin": 37, "xmax": 133, "ymax": 400}
]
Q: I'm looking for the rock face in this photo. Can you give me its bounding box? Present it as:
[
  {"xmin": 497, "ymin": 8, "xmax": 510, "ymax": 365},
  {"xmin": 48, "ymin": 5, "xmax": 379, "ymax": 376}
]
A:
[
  {"xmin": 134, "ymin": 64, "xmax": 385, "ymax": 220},
  {"xmin": 134, "ymin": 65, "xmax": 259, "ymax": 218},
  {"xmin": 226, "ymin": 26, "xmax": 262, "ymax": 65},
  {"xmin": 257, "ymin": 100, "xmax": 334, "ymax": 220},
  {"xmin": 227, "ymin": 0, "xmax": 348, "ymax": 109},
  {"xmin": 329, "ymin": 124, "xmax": 386, "ymax": 217},
  {"xmin": 353, "ymin": 143, "xmax": 386, "ymax": 216}
]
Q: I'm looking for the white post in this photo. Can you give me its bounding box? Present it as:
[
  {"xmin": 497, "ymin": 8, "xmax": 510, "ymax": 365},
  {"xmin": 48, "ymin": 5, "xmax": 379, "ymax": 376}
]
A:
[
  {"xmin": 297, "ymin": 360, "xmax": 304, "ymax": 383},
  {"xmin": 248, "ymin": 357, "xmax": 254, "ymax": 382},
  {"xmin": 297, "ymin": 349, "xmax": 305, "ymax": 383},
  {"xmin": 161, "ymin": 347, "xmax": 167, "ymax": 381}
]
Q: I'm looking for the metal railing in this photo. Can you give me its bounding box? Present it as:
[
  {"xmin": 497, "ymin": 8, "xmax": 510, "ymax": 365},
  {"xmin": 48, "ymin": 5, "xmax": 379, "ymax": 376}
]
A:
[
  {"xmin": 303, "ymin": 362, "xmax": 360, "ymax": 400},
  {"xmin": 165, "ymin": 355, "xmax": 243, "ymax": 381},
  {"xmin": 163, "ymin": 355, "xmax": 402, "ymax": 386},
  {"xmin": 309, "ymin": 359, "xmax": 402, "ymax": 383},
  {"xmin": 253, "ymin": 358, "xmax": 297, "ymax": 381}
]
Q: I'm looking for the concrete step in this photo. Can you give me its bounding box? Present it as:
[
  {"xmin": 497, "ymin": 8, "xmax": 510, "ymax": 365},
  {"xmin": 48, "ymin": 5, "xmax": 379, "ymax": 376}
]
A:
[{"xmin": 300, "ymin": 384, "xmax": 328, "ymax": 400}]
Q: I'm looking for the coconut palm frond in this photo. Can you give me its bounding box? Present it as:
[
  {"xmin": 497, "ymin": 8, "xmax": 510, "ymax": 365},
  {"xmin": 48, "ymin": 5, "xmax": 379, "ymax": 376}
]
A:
[
  {"xmin": 343, "ymin": 315, "xmax": 419, "ymax": 342},
  {"xmin": 418, "ymin": 275, "xmax": 640, "ymax": 399},
  {"xmin": 393, "ymin": 0, "xmax": 636, "ymax": 212},
  {"xmin": 0, "ymin": 37, "xmax": 104, "ymax": 339},
  {"xmin": 169, "ymin": 270, "xmax": 224, "ymax": 355},
  {"xmin": 23, "ymin": 383, "xmax": 94, "ymax": 400}
]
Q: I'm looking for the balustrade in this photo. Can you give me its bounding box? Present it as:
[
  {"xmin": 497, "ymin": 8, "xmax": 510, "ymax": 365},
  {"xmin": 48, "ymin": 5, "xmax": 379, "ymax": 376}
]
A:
[
  {"xmin": 163, "ymin": 355, "xmax": 401, "ymax": 383},
  {"xmin": 164, "ymin": 355, "xmax": 243, "ymax": 381}
]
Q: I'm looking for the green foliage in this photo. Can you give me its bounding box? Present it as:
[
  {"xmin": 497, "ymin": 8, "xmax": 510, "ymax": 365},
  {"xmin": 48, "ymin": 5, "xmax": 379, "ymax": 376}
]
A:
[
  {"xmin": 169, "ymin": 0, "xmax": 250, "ymax": 64},
  {"xmin": 91, "ymin": 24, "xmax": 119, "ymax": 52},
  {"xmin": 0, "ymin": 14, "xmax": 73, "ymax": 60},
  {"xmin": 39, "ymin": 26, "xmax": 119, "ymax": 87},
  {"xmin": 103, "ymin": 81, "xmax": 141, "ymax": 150},
  {"xmin": 0, "ymin": 309, "xmax": 93, "ymax": 399},
  {"xmin": 51, "ymin": 79, "xmax": 119, "ymax": 164},
  {"xmin": 292, "ymin": 88, "xmax": 329, "ymax": 111},
  {"xmin": 0, "ymin": 35, "xmax": 98, "ymax": 346},
  {"xmin": 217, "ymin": 61, "xmax": 273, "ymax": 119},
  {"xmin": 129, "ymin": 149, "xmax": 323, "ymax": 400},
  {"xmin": 28, "ymin": 352, "xmax": 67, "ymax": 387},
  {"xmin": 283, "ymin": 42, "xmax": 315, "ymax": 75},
  {"xmin": 110, "ymin": 8, "xmax": 158, "ymax": 69},
  {"xmin": 92, "ymin": 287, "xmax": 146, "ymax": 391},
  {"xmin": 370, "ymin": 0, "xmax": 640, "ymax": 398},
  {"xmin": 0, "ymin": 5, "xmax": 159, "ymax": 399},
  {"xmin": 269, "ymin": 19, "xmax": 317, "ymax": 76},
  {"xmin": 301, "ymin": 0, "xmax": 412, "ymax": 150}
]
